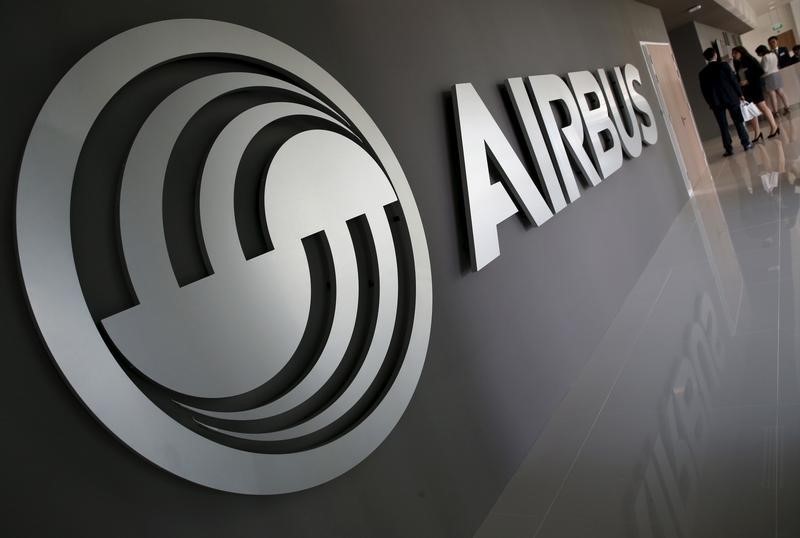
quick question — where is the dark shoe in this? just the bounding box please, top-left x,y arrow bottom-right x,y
784,107 -> 791,115
744,143 -> 754,151
768,127 -> 781,139
723,150 -> 734,157
754,133 -> 764,143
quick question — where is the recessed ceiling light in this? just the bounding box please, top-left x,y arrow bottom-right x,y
688,4 -> 702,13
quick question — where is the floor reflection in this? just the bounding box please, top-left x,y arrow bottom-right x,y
476,111 -> 800,537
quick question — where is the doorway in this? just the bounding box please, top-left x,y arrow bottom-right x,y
776,29 -> 797,50
640,41 -> 711,195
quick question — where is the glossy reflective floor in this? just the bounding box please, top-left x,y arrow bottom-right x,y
476,112 -> 800,537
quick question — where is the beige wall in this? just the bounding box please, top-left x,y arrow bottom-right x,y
695,21 -> 739,58
742,3 -> 797,53
774,61 -> 800,105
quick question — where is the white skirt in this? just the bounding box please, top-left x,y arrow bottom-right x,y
764,72 -> 784,92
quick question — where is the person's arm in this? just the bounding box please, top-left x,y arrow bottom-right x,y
722,62 -> 744,99
744,67 -> 754,86
699,71 -> 714,107
752,60 -> 765,80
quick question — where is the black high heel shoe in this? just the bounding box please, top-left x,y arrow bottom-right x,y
768,127 -> 781,139
754,133 -> 764,143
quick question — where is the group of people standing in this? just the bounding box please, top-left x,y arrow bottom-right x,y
700,36 -> 795,157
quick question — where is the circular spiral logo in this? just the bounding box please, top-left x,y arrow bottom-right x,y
16,19 -> 432,494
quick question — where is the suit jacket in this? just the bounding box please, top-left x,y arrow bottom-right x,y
774,46 -> 791,68
699,60 -> 742,109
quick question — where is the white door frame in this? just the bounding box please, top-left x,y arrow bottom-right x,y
640,40 -> 708,197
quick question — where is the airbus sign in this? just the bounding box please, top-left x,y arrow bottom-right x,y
16,19 -> 432,495
16,18 -> 661,494
453,65 -> 658,270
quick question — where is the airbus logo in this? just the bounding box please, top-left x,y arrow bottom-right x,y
453,65 -> 658,270
17,17 -> 662,495
16,19 -> 432,494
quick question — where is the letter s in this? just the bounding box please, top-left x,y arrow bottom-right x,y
624,64 -> 658,146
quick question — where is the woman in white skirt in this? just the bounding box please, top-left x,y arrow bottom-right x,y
757,44 -> 790,116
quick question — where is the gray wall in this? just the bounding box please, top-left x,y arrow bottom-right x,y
627,0 -> 671,43
0,1 -> 687,536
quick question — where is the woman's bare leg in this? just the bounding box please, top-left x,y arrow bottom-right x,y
776,87 -> 790,112
750,116 -> 762,139
758,101 -> 779,132
767,90 -> 778,115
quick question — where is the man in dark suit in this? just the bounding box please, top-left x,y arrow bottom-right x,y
699,48 -> 752,156
791,45 -> 800,65
769,36 -> 791,68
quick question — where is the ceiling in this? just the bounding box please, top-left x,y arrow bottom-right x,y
639,0 -> 754,32
748,0 -> 791,16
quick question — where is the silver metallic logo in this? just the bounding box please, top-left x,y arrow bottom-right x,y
16,19 -> 432,494
453,66 -> 658,271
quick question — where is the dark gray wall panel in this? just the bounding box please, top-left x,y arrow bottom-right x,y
0,1 -> 686,536
669,22 -> 721,141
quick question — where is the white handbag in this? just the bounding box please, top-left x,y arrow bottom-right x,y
741,100 -> 762,122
